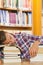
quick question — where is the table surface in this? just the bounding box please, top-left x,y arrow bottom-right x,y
0,60 -> 43,65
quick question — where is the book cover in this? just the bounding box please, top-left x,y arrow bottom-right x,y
0,0 -> 3,7
9,12 -> 17,26
12,0 -> 16,8
17,11 -> 23,26
4,0 -> 7,7
0,10 -> 1,24
22,13 -> 27,26
28,12 -> 32,26
18,0 -> 23,9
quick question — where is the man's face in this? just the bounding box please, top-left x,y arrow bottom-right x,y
3,32 -> 16,46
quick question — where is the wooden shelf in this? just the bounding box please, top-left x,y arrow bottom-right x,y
0,25 -> 32,30
0,7 -> 18,11
0,7 -> 32,12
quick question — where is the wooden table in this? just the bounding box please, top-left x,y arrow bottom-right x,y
0,60 -> 43,65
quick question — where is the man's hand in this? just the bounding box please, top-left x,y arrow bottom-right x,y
29,41 -> 40,57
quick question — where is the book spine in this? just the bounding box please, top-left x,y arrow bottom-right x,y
0,0 -> 3,7
28,12 -> 32,26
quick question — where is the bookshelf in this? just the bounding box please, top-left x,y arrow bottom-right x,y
0,0 -> 41,35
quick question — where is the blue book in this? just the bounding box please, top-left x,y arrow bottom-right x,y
2,10 -> 6,25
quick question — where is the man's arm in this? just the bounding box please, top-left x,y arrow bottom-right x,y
29,41 -> 40,57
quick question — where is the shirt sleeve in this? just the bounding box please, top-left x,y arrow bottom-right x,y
39,36 -> 43,45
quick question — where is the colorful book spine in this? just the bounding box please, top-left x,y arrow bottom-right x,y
2,10 -> 7,25
16,0 -> 18,8
0,0 -> 4,7
9,12 -> 17,26
17,11 -> 23,26
4,0 -> 7,7
22,13 -> 27,26
28,0 -> 32,10
11,0 -> 16,8
1,10 -> 4,25
18,0 -> 23,9
5,11 -> 9,26
0,10 -> 1,24
28,12 -> 32,26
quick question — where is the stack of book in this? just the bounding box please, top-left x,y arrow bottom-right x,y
3,46 -> 21,63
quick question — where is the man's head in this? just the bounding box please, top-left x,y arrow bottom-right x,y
0,31 -> 15,46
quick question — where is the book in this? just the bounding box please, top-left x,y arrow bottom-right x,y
0,0 -> 3,7
18,0 -> 23,9
22,12 -> 27,26
4,0 -> 7,7
4,46 -> 21,57
9,12 -> 17,26
11,0 -> 17,8
4,58 -> 21,63
28,12 -> 32,27
4,46 -> 21,63
5,11 -> 9,26
28,0 -> 32,10
0,10 -> 1,24
0,10 -> 4,25
4,0 -> 11,8
17,11 -> 23,26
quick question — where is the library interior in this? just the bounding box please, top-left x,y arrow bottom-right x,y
0,0 -> 43,65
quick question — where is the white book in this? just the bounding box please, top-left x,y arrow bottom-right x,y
4,46 -> 20,51
22,13 -> 27,26
18,11 -> 23,26
4,50 -> 20,53
4,56 -> 20,59
8,0 -> 12,8
16,13 -> 18,26
11,0 -> 16,8
18,0 -> 23,9
4,54 -> 20,56
6,0 -> 12,8
4,58 -> 21,63
4,52 -> 20,55
5,11 -> 9,26
28,12 -> 32,27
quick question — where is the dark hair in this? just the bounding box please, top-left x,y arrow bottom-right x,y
0,31 -> 6,45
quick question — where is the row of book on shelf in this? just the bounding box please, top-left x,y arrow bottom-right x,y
0,10 -> 32,27
0,0 -> 32,10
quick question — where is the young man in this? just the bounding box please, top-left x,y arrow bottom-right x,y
0,31 -> 42,60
